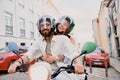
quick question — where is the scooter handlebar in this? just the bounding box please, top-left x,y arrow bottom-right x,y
51,65 -> 74,79
16,64 -> 29,72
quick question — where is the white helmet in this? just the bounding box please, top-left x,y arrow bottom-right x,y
36,15 -> 55,37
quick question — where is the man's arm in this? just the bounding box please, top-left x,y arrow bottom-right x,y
63,35 -> 84,74
73,58 -> 84,74
8,55 -> 29,73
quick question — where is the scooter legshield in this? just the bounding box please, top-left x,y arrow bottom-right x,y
28,62 -> 51,80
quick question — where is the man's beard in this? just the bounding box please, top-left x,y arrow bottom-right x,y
39,29 -> 53,37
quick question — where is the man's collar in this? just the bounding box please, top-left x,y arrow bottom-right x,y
41,36 -> 56,42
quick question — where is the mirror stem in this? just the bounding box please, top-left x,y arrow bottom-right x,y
71,51 -> 87,66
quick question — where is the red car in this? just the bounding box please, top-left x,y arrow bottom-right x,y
84,53 -> 110,67
0,48 -> 36,71
0,48 -> 22,71
19,46 -> 28,53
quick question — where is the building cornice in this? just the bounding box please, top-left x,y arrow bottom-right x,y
47,0 -> 60,13
106,0 -> 112,7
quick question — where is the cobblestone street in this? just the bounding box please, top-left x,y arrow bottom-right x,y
0,72 -> 29,80
86,66 -> 120,80
0,66 -> 120,80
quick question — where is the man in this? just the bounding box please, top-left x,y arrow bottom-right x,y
8,15 -> 84,80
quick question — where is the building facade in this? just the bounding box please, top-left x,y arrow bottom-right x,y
0,0 -> 59,48
106,0 -> 120,58
92,1 -> 110,54
92,0 -> 120,72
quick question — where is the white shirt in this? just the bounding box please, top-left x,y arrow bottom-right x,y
25,35 -> 85,80
25,35 -> 79,67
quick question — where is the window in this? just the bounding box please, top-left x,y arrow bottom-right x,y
30,32 -> 34,38
19,0 -> 24,5
29,9 -> 33,15
19,18 -> 25,37
29,9 -> 34,19
20,43 -> 25,46
19,4 -> 24,9
5,12 -> 13,35
29,0 -> 33,10
19,0 -> 24,11
30,22 -> 34,38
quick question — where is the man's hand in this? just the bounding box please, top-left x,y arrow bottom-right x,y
42,54 -> 65,64
42,54 -> 56,64
8,61 -> 21,73
73,58 -> 84,74
56,55 -> 65,62
74,64 -> 84,74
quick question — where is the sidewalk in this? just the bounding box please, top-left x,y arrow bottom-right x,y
110,57 -> 120,73
86,66 -> 120,80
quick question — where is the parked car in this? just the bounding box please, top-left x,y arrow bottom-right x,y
19,46 -> 28,53
84,53 -> 110,67
0,42 -> 34,71
0,48 -> 21,71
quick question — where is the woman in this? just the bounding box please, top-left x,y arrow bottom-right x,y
55,16 -> 76,44
55,16 -> 85,80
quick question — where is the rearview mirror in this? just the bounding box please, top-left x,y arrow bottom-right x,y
7,42 -> 19,54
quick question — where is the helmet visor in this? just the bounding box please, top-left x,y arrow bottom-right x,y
39,19 -> 51,30
57,16 -> 72,27
37,15 -> 55,30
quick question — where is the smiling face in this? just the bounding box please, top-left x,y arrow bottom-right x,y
56,16 -> 74,35
57,19 -> 70,34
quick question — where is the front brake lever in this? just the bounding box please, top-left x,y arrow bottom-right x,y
66,65 -> 75,73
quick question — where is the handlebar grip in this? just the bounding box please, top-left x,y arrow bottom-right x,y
51,65 -> 75,79
66,65 -> 75,73
16,66 -> 22,72
51,72 -> 58,79
16,64 -> 29,72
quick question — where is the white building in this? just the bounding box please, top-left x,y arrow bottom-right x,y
0,0 -> 59,48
